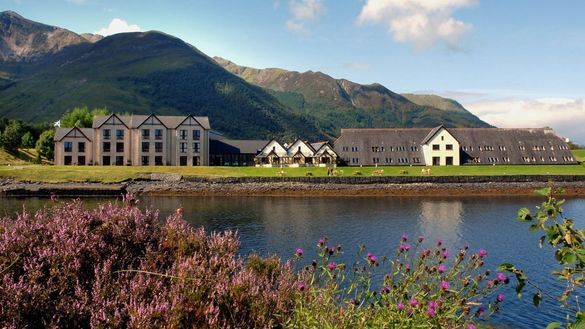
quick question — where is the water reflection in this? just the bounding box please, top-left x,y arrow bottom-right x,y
417,200 -> 464,250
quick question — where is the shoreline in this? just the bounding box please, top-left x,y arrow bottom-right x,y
2,176 -> 585,197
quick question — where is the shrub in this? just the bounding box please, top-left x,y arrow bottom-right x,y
289,236 -> 507,328
500,187 -> 585,328
36,129 -> 55,161
0,196 -> 296,328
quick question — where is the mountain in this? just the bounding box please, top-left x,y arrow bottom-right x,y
0,11 -> 90,61
214,57 -> 491,136
0,11 -> 324,140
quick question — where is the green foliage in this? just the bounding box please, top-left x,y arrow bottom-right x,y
289,236 -> 507,328
35,129 -> 55,161
60,106 -> 108,128
500,187 -> 585,328
20,132 -> 35,149
2,120 -> 23,153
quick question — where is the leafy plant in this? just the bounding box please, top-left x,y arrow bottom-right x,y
290,236 -> 507,328
499,187 -> 585,328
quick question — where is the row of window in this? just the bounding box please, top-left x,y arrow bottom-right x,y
102,129 -> 201,141
102,129 -> 125,140
342,146 -> 418,152
178,129 -> 201,141
178,142 -> 201,153
64,142 -> 84,153
141,129 -> 164,140
432,144 -> 454,151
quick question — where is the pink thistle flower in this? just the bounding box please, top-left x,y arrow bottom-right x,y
404,243 -> 411,251
401,233 -> 408,242
496,272 -> 507,283
381,286 -> 391,294
497,293 -> 504,303
467,325 -> 477,329
409,297 -> 418,307
318,238 -> 325,246
418,235 -> 424,243
295,248 -> 303,257
295,281 -> 306,291
437,264 -> 446,273
427,307 -> 436,317
327,261 -> 336,271
443,250 -> 449,258
441,280 -> 450,290
366,252 -> 378,265
478,249 -> 487,258
397,302 -> 405,311
437,239 -> 443,246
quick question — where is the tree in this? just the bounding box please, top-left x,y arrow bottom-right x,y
2,121 -> 24,153
61,106 -> 109,128
21,132 -> 35,149
36,129 -> 55,161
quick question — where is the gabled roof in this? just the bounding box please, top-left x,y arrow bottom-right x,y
54,127 -> 94,142
92,114 -> 210,130
258,139 -> 288,157
287,139 -> 316,156
92,113 -> 130,129
420,125 -> 458,144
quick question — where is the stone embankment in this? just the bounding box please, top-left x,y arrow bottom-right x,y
2,175 -> 585,197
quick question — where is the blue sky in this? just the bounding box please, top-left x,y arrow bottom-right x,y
4,0 -> 585,142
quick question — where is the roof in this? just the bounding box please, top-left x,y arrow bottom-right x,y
421,125 -> 448,144
93,114 -> 211,130
54,127 -> 94,142
210,139 -> 268,155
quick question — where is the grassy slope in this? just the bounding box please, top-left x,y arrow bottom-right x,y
572,149 -> 585,162
0,164 -> 584,183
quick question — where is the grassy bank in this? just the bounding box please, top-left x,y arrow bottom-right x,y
1,164 -> 585,183
573,149 -> 585,162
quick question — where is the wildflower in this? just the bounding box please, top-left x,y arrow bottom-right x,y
441,280 -> 450,290
437,239 -> 443,246
318,238 -> 325,246
367,252 -> 378,265
295,281 -> 306,291
476,307 -> 485,316
496,293 -> 504,303
409,297 -> 418,307
437,264 -> 446,273
478,249 -> 487,258
295,248 -> 303,257
487,280 -> 495,288
381,286 -> 391,294
328,261 -> 336,271
401,233 -> 408,242
404,243 -> 411,251
428,300 -> 438,310
418,235 -> 424,243
496,272 -> 507,283
427,307 -> 436,317
397,302 -> 405,311
467,325 -> 477,329
443,250 -> 449,259
176,207 -> 183,216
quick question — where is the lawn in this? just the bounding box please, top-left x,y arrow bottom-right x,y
1,164 -> 584,183
572,149 -> 585,162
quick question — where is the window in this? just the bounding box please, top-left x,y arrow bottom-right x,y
155,129 -> 163,140
193,142 -> 200,153
372,146 -> 380,152
193,130 -> 200,140
180,156 -> 188,166
432,157 -> 440,166
519,145 -> 526,151
180,142 -> 187,153
103,129 -> 111,140
385,158 -> 392,164
192,156 -> 200,166
78,142 -> 85,153
142,142 -> 150,153
115,156 -> 124,166
432,144 -> 440,151
116,142 -> 124,153
351,146 -> 359,152
413,157 -> 420,163
441,136 -> 445,141
411,146 -> 418,151
446,144 -> 453,151
78,156 -> 86,165
155,142 -> 163,153
64,156 -> 72,165
102,156 -> 110,166
499,146 -> 506,151
116,129 -> 124,140
64,142 -> 73,152
142,129 -> 150,140
342,146 -> 349,152
388,146 -> 394,152
142,156 -> 149,166
446,157 -> 453,166
155,156 -> 163,166
103,142 -> 111,153
373,157 -> 380,163
179,130 -> 188,140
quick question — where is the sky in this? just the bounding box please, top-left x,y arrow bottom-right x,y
3,0 -> 585,143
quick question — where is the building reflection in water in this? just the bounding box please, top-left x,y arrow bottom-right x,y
417,199 -> 464,251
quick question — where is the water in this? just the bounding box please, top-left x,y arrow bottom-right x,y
2,195 -> 584,328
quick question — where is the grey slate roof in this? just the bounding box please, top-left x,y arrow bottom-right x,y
335,127 -> 576,166
210,139 -> 268,155
92,114 -> 211,129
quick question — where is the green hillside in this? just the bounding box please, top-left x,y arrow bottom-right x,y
214,57 -> 491,137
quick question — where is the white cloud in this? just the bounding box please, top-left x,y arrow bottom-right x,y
286,0 -> 325,33
465,97 -> 585,144
357,0 -> 476,50
95,18 -> 141,37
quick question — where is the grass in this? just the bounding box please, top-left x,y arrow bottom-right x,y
0,164 -> 584,183
572,149 -> 585,162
